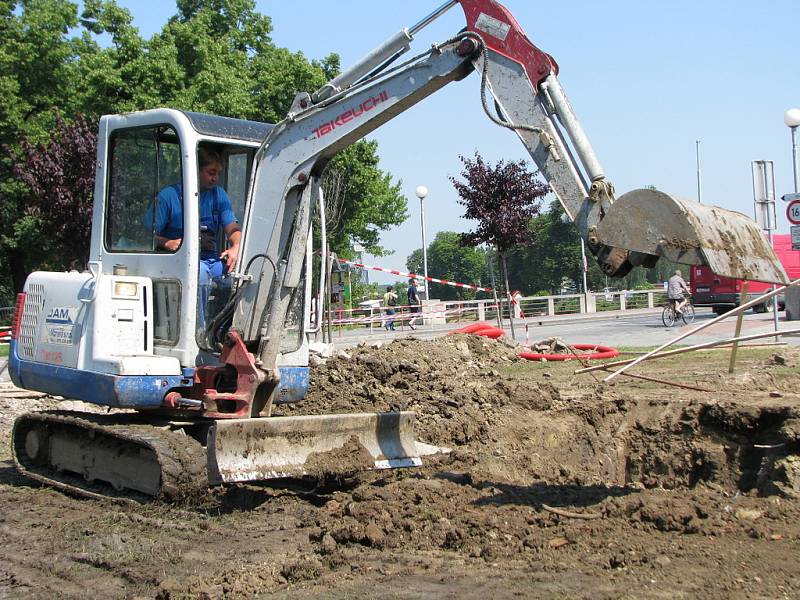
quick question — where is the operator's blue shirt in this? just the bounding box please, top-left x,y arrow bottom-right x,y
150,183 -> 238,260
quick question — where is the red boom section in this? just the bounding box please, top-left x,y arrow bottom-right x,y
458,0 -> 558,85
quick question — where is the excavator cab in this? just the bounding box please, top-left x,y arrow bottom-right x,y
9,109 -> 317,403
102,113 -> 266,355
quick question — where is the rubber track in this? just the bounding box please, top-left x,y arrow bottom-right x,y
12,411 -> 208,503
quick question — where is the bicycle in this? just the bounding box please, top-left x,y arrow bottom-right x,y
662,297 -> 695,327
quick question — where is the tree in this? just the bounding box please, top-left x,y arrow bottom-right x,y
7,113 -> 97,270
0,0 -> 407,303
508,200 -> 604,294
450,152 -> 548,328
0,1 -> 92,299
405,232 -> 488,300
320,140 -> 408,257
76,0 -> 339,121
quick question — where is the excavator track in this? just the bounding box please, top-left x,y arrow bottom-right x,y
12,411 -> 209,503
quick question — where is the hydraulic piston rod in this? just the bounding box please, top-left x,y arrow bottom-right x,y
312,0 -> 460,102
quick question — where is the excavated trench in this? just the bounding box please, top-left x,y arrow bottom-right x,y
273,336 -> 800,499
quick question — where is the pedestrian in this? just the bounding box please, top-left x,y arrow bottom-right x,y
383,286 -> 398,331
407,277 -> 421,330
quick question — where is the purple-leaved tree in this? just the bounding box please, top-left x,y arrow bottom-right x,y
8,113 -> 97,271
450,152 -> 549,336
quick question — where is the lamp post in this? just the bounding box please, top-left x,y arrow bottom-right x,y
415,185 -> 430,300
695,140 -> 703,203
785,108 -> 800,194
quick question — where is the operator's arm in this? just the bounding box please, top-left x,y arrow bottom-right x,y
216,188 -> 242,271
221,224 -> 242,271
156,235 -> 182,252
150,185 -> 182,251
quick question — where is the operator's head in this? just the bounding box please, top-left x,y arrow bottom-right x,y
409,277 -> 416,284
198,147 -> 222,191
674,269 -> 682,277
387,285 -> 393,292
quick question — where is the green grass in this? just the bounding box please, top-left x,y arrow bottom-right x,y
0,344 -> 8,358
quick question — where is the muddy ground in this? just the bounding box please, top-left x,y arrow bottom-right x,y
0,335 -> 799,599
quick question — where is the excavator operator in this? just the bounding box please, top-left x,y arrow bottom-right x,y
146,146 -> 242,330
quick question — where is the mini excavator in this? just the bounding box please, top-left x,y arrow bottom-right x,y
8,0 -> 786,500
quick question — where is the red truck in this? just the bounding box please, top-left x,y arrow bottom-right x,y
691,234 -> 800,315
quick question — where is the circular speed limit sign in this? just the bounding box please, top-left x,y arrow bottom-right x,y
787,199 -> 800,225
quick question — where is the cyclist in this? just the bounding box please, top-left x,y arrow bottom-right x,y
668,269 -> 690,315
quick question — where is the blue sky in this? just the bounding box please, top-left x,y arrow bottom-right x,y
110,0 -> 799,283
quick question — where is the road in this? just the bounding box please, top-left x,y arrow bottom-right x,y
324,306 -> 800,350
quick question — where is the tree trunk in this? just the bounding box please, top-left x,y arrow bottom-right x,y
9,249 -> 28,296
500,251 -> 516,340
487,248 -> 502,327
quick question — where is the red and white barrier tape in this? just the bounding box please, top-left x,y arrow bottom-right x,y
331,255 -> 529,337
326,303 -> 496,326
334,257 -> 494,293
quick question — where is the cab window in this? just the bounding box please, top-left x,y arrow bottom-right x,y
105,126 -> 182,253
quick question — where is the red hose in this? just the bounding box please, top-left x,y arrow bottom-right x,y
519,343 -> 619,361
474,326 -> 505,339
448,321 -> 495,335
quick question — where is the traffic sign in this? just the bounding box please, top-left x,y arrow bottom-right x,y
792,225 -> 800,250
782,192 -> 800,203
787,199 -> 800,225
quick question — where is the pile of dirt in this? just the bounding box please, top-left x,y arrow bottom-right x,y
277,337 -> 800,496
276,335 -> 559,471
303,435 -> 376,487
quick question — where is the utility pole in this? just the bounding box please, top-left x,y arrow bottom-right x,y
695,140 -> 702,203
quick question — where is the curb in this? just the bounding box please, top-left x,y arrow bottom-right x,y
521,307 -> 665,328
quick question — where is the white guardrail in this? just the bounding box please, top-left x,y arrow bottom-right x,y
324,289 -> 669,329
0,290 -> 669,341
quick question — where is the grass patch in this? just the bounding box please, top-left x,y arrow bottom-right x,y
497,346 -> 782,382
0,344 -> 7,358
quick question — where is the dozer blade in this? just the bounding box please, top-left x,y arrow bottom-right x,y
594,188 -> 788,284
207,411 -> 438,484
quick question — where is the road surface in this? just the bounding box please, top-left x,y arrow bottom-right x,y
322,306 -> 800,350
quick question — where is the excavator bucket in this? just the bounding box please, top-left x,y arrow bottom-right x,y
594,188 -> 789,284
207,411 -> 441,484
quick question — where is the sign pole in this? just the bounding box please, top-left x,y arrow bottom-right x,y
751,160 -> 780,341
787,199 -> 800,250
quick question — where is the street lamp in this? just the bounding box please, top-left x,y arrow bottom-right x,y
785,108 -> 800,193
415,185 -> 430,300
